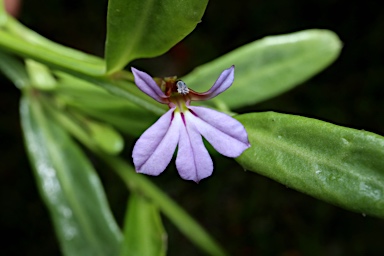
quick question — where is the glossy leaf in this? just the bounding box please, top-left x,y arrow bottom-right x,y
183,29 -> 342,109
121,193 -> 167,256
0,50 -> 29,89
20,95 -> 122,255
236,112 -> 384,218
105,0 -> 208,73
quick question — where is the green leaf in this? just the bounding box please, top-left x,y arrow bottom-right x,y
102,157 -> 228,256
0,17 -> 105,76
183,29 -> 342,109
121,193 -> 167,256
0,50 -> 29,89
0,0 -> 6,26
86,119 -> 124,155
25,59 -> 57,90
65,71 -> 167,116
20,95 -> 122,255
105,0 -> 208,73
236,112 -> 384,218
55,72 -> 159,136
69,105 -> 157,137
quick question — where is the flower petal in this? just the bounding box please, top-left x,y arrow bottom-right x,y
192,65 -> 235,101
132,108 -> 180,175
131,67 -> 168,104
187,106 -> 250,157
176,112 -> 213,182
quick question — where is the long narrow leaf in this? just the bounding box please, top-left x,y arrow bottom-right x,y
0,50 -> 28,88
20,95 -> 122,256
121,193 -> 167,256
103,157 -> 228,256
67,71 -> 167,116
55,72 -> 159,136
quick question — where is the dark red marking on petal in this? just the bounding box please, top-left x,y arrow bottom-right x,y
188,108 -> 199,117
181,112 -> 186,125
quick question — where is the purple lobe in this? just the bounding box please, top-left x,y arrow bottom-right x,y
176,112 -> 213,182
193,65 -> 235,101
132,108 -> 179,175
187,106 -> 250,157
131,67 -> 168,104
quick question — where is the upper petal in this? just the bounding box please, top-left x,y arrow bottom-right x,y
187,106 -> 250,157
132,108 -> 180,175
131,67 -> 168,104
176,112 -> 213,183
191,65 -> 235,101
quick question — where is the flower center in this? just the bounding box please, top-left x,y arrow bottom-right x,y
155,76 -> 192,111
176,81 -> 189,95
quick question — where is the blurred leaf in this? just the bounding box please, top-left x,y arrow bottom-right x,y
102,157 -> 228,256
0,50 -> 28,88
121,193 -> 167,256
71,106 -> 157,137
56,72 -> 159,136
0,0 -> 6,26
236,112 -> 384,218
86,119 -> 124,155
105,0 -> 208,73
25,59 -> 57,90
0,17 -> 105,75
56,71 -> 130,108
20,95 -> 122,256
183,29 -> 342,109
67,71 -> 167,116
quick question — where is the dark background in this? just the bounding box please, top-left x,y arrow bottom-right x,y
1,0 -> 384,255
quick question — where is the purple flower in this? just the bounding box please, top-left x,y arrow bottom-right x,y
131,66 -> 250,182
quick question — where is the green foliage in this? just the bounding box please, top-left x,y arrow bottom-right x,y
100,157 -> 228,256
26,59 -> 57,90
121,193 -> 167,256
0,50 -> 28,88
0,16 -> 105,75
68,72 -> 167,116
0,0 -> 6,26
84,119 -> 124,155
105,0 -> 208,73
183,29 -> 341,108
20,95 -> 122,256
237,112 -> 384,218
0,0 -> 383,255
55,72 -> 160,136
46,92 -> 227,256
